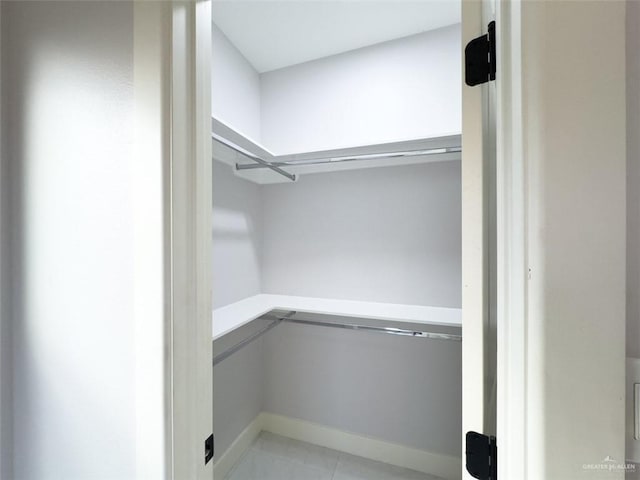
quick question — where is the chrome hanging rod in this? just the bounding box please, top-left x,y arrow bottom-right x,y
212,133 -> 296,182
213,311 -> 297,366
213,310 -> 461,366
283,317 -> 462,342
235,145 -> 462,171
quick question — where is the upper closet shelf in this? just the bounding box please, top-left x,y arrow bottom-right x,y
212,117 -> 461,185
212,294 -> 462,341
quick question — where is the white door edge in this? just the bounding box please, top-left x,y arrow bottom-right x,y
495,2 -> 527,479
461,0 -> 492,477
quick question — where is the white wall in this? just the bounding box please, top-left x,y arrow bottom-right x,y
212,161 -> 263,309
263,321 -> 462,458
211,23 -> 262,142
258,161 -> 462,459
522,2 -> 626,477
210,21 -> 461,155
261,161 -> 462,308
211,162 -> 264,456
1,2 -> 135,479
213,323 -> 264,462
260,24 -> 461,154
211,158 -> 462,461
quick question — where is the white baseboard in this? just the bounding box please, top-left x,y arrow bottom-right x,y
213,415 -> 263,479
260,412 -> 462,480
213,412 -> 461,480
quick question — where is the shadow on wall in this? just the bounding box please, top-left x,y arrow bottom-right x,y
1,2 -> 136,479
212,161 -> 263,308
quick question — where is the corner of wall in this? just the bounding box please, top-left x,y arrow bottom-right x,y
211,21 -> 262,143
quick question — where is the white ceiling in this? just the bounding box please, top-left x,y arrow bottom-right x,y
212,1 -> 461,73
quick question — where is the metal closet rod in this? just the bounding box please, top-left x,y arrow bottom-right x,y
212,133 -> 297,182
213,311 -> 296,366
213,311 -> 461,366
235,145 -> 462,171
285,317 -> 462,342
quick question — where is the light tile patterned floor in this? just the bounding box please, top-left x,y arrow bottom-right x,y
224,432 -> 444,480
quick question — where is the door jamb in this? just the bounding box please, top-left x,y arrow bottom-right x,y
133,2 -> 213,479
461,1 -> 491,476
495,2 -> 527,479
462,2 -> 527,478
169,2 -> 213,479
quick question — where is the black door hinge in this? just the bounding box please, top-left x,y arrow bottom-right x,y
465,21 -> 496,86
466,431 -> 497,480
205,434 -> 214,465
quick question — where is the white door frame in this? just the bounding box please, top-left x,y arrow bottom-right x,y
146,1 -> 526,479
486,2 -> 627,479
141,1 -> 529,478
133,2 -> 213,479
143,2 -> 626,479
494,2 -> 527,479
461,1 -> 493,477
463,1 -> 527,478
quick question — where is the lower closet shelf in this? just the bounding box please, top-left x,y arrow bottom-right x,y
212,294 -> 461,341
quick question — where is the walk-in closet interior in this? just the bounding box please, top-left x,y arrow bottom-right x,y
211,3 -> 462,479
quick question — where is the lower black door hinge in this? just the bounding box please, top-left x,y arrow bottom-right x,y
465,21 -> 496,86
466,431 -> 497,480
205,434 -> 214,465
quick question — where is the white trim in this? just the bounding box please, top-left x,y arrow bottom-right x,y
626,358 -> 640,463
461,1 -> 490,477
170,2 -> 213,479
213,416 -> 263,479
213,413 -> 462,480
194,2 -> 214,477
133,2 -> 213,479
261,413 -> 462,480
495,2 -> 527,479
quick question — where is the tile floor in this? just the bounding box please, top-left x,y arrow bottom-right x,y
224,432 -> 444,480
